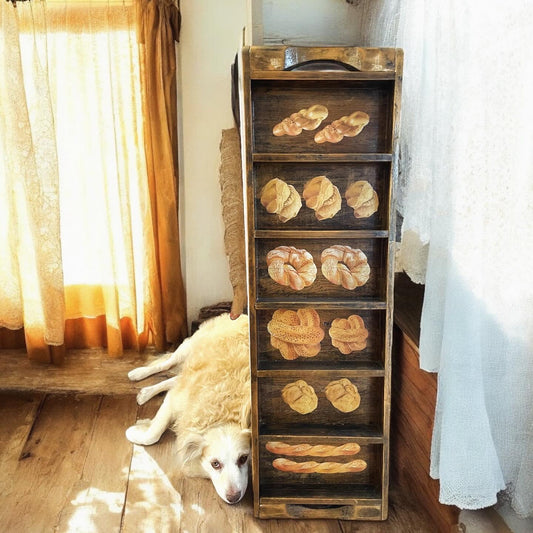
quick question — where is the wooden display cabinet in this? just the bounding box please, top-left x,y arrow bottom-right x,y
239,46 -> 403,520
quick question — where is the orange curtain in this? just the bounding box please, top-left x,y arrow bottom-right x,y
0,0 -> 187,363
137,0 -> 188,349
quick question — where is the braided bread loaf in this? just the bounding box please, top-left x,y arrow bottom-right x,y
273,458 -> 367,474
345,180 -> 379,218
267,308 -> 324,360
314,111 -> 370,144
302,176 -> 342,221
266,441 -> 361,457
267,246 -> 317,290
325,378 -> 361,413
281,380 -> 318,414
273,104 -> 329,136
260,178 -> 302,223
321,245 -> 370,290
329,315 -> 369,354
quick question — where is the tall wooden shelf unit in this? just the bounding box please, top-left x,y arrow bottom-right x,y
240,46 -> 403,520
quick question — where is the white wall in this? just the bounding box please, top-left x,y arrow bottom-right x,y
178,0 -> 361,325
178,0 -> 248,325
259,0 -> 362,46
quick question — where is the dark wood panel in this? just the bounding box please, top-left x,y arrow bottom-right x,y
258,375 -> 384,432
252,81 -> 394,155
256,237 -> 388,301
254,162 -> 391,231
255,307 -> 386,371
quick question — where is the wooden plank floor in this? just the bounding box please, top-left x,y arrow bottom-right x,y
0,391 -> 438,533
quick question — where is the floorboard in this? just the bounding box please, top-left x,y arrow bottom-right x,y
0,392 -> 438,533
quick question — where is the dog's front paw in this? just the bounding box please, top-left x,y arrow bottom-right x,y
128,367 -> 151,382
136,388 -> 153,406
126,421 -> 159,446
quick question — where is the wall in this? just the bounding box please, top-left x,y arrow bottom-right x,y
178,0 -> 249,325
178,0 -> 362,325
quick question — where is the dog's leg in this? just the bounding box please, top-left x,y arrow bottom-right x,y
128,337 -> 193,382
136,376 -> 178,406
125,393 -> 176,446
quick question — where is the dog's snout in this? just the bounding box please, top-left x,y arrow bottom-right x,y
225,490 -> 242,504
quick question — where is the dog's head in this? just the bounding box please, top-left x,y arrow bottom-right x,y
181,423 -> 251,504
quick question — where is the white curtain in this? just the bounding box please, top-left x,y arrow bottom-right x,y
358,0 -> 533,516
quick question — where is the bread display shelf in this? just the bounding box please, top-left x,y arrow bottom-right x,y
253,153 -> 393,162
242,45 -> 402,520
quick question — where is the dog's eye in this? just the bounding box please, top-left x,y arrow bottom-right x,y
237,455 -> 248,466
210,460 -> 222,470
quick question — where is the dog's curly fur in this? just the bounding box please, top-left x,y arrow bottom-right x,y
170,313 -> 250,437
126,313 -> 251,504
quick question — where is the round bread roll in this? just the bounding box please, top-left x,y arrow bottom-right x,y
267,308 -> 324,360
328,315 -> 369,354
314,111 -> 370,144
325,378 -> 361,413
302,176 -> 342,221
267,246 -> 317,290
281,380 -> 318,414
260,178 -> 302,223
320,245 -> 370,290
345,180 -> 379,218
273,104 -> 329,136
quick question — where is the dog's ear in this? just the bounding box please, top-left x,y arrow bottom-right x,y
178,433 -> 205,466
240,397 -> 251,430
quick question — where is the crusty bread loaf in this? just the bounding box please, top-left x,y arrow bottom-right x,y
273,457 -> 367,473
321,245 -> 370,290
267,246 -> 317,290
266,441 -> 361,457
328,314 -> 369,354
302,175 -> 342,221
267,308 -> 324,360
314,111 -> 369,144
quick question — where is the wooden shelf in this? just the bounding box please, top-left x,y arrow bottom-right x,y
242,45 -> 403,521
252,153 -> 393,163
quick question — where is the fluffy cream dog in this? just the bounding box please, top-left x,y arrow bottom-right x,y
126,313 -> 251,505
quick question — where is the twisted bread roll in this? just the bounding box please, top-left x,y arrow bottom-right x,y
325,378 -> 361,413
345,180 -> 379,218
260,178 -> 302,223
266,441 -> 361,457
302,176 -> 342,221
273,458 -> 367,474
281,380 -> 318,414
314,111 -> 370,144
273,104 -> 328,136
267,308 -> 324,360
329,315 -> 369,354
267,246 -> 317,290
321,245 -> 370,289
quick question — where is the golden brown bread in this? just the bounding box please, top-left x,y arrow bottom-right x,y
267,308 -> 324,360
320,245 -> 370,289
328,315 -> 369,354
272,457 -> 367,473
345,180 -> 379,218
265,441 -> 361,457
281,380 -> 318,414
302,176 -> 342,221
260,178 -> 302,222
273,104 -> 329,137
325,378 -> 361,413
314,111 -> 370,144
266,246 -> 317,290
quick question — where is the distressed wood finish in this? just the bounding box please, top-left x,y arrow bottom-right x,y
0,393 -> 439,532
392,274 -> 461,532
241,46 -> 403,520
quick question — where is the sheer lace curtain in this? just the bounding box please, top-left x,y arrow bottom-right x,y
0,0 -> 187,362
357,0 -> 533,516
